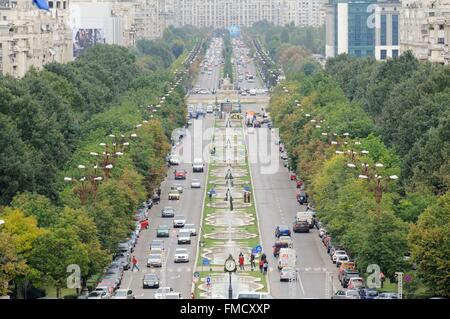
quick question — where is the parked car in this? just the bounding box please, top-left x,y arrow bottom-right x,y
293,221 -> 310,233
359,288 -> 379,299
161,206 -> 175,218
111,289 -> 135,299
319,228 -> 327,238
336,255 -> 350,268
332,250 -> 347,263
87,289 -> 110,299
156,225 -> 170,238
376,292 -> 399,299
341,271 -> 361,288
347,277 -> 365,290
143,274 -> 160,289
332,290 -> 361,299
275,225 -> 291,238
169,155 -> 180,165
174,248 -> 189,263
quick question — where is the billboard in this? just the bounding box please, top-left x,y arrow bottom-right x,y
73,28 -> 106,58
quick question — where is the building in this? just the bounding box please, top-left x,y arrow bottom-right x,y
375,1 -> 400,60
292,0 -> 325,27
0,0 -> 72,77
134,0 -> 166,40
400,0 -> 450,65
325,0 -> 400,60
171,0 -> 288,28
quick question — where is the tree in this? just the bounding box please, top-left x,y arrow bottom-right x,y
11,193 -> 60,228
0,208 -> 47,258
409,192 -> 450,297
29,228 -> 89,298
0,233 -> 28,296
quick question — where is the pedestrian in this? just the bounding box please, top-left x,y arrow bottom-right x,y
131,255 -> 140,271
261,253 -> 267,262
238,253 -> 245,270
208,190 -> 212,201
380,271 -> 385,288
157,188 -> 161,197
259,259 -> 264,273
250,253 -> 255,271
263,261 -> 268,274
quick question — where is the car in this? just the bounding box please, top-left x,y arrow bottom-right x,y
275,225 -> 291,238
113,253 -> 131,270
154,292 -> 182,299
293,221 -> 310,233
236,292 -> 273,299
280,153 -> 288,160
339,269 -> 360,287
111,289 -> 135,299
192,158 -> 204,172
297,192 -> 309,205
177,232 -> 191,244
142,274 -> 159,289
173,215 -> 186,228
174,248 -> 189,263
206,105 -> 213,113
272,241 -> 289,257
184,224 -> 197,236
156,287 -> 173,294
161,206 -> 175,218
187,120 -> 193,126
332,250 -> 347,263
347,277 -> 365,290
279,267 -> 297,282
359,288 -> 379,299
336,255 -> 350,268
332,290 -> 361,299
191,179 -> 201,188
156,225 -> 170,238
376,292 -> 399,299
102,273 -> 121,289
168,189 -> 180,200
87,290 -> 110,299
117,242 -> 131,255
278,236 -> 294,247
150,239 -> 164,251
174,169 -> 187,180
171,184 -> 183,193
169,155 -> 180,165
147,253 -> 163,267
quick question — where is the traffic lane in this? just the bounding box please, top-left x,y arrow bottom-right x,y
244,119 -> 340,298
121,116 -> 214,299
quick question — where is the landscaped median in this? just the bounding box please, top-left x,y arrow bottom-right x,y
193,114 -> 268,299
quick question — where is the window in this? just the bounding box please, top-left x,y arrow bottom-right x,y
438,38 -> 445,44
392,49 -> 399,58
381,15 -> 387,45
380,49 -> 387,60
48,1 -> 53,8
392,14 -> 399,46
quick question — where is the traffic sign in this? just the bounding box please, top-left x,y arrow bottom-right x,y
254,245 -> 262,253
202,258 -> 210,266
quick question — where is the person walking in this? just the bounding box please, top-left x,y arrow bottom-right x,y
131,255 -> 140,272
259,259 -> 264,273
238,253 -> 245,271
250,253 -> 256,271
263,260 -> 268,274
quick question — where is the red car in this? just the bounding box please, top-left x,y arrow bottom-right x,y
290,173 -> 297,181
296,180 -> 304,188
174,169 -> 187,180
140,220 -> 149,229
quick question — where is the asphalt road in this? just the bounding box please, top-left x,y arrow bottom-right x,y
118,40 -> 220,299
242,103 -> 341,299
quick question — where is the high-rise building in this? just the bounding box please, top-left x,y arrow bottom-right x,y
400,0 -> 450,65
291,0 -> 324,27
0,0 -> 72,77
325,0 -> 400,60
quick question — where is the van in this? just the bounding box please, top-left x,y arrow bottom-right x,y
192,158 -> 204,172
296,212 -> 314,228
277,248 -> 296,270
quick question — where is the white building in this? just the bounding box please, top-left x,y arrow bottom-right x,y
0,0 -> 72,77
400,0 -> 450,65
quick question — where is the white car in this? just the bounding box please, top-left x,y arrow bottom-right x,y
173,215 -> 186,228
177,233 -> 191,244
336,254 -> 350,267
191,179 -> 201,188
147,253 -> 163,267
332,250 -> 347,263
280,153 -> 288,160
169,155 -> 180,165
174,248 -> 189,263
171,184 -> 183,193
280,267 -> 297,281
183,224 -> 197,236
206,105 -> 213,113
319,228 -> 327,238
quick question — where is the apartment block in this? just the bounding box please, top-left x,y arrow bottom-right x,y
400,0 -> 450,65
0,0 -> 72,77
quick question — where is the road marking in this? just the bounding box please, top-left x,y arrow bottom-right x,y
297,271 -> 306,295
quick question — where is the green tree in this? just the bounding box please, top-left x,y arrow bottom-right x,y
409,192 -> 450,297
0,233 -> 28,296
11,193 -> 60,228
